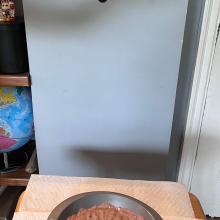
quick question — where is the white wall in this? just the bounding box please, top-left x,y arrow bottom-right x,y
191,34 -> 220,216
23,0 -> 188,180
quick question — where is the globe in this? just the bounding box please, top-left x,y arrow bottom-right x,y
0,87 -> 34,153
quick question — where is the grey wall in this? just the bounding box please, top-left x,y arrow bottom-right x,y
167,0 -> 205,181
23,0 -> 189,180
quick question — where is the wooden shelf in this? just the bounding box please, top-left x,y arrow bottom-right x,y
0,141 -> 37,186
0,167 -> 31,186
0,73 -> 31,87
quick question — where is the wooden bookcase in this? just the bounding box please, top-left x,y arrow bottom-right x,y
0,75 -> 36,186
0,141 -> 37,186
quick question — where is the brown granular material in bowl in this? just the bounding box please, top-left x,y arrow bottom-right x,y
67,203 -> 144,220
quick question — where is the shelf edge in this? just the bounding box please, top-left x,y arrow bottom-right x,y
0,73 -> 31,87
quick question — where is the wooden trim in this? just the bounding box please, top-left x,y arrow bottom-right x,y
178,0 -> 220,190
0,73 -> 31,87
0,166 -> 31,186
15,191 -> 25,212
189,193 -> 206,220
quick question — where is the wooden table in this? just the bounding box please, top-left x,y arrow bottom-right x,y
15,192 -> 206,219
189,193 -> 206,219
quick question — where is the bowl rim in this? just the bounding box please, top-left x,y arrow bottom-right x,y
48,191 -> 163,220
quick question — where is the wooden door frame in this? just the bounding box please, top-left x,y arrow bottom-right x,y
178,0 -> 220,190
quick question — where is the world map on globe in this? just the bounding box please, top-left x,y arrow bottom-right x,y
0,87 -> 34,153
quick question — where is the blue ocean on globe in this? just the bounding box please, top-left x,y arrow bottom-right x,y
0,87 -> 34,153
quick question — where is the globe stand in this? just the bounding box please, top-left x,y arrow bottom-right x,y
0,153 -> 19,174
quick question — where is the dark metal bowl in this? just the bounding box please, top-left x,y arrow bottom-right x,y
48,191 -> 163,220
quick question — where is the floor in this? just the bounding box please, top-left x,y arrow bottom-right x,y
207,217 -> 220,219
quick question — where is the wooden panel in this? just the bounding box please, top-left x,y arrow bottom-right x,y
189,193 -> 206,220
0,73 -> 31,87
0,167 -> 31,186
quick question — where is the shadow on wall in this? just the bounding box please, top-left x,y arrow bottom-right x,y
66,147 -> 168,180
